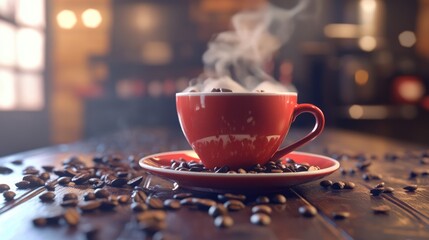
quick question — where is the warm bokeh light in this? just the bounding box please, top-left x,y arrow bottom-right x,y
0,69 -> 16,110
354,69 -> 369,86
16,28 -> 44,71
18,73 -> 44,110
398,80 -> 425,102
358,36 -> 377,51
349,105 -> 364,119
0,21 -> 15,66
324,24 -> 360,38
82,8 -> 102,28
398,31 -> 416,48
57,10 -> 77,29
148,81 -> 163,97
141,41 -> 172,65
360,0 -> 376,12
16,0 -> 45,28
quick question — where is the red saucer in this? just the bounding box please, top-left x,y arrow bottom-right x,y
140,150 -> 340,193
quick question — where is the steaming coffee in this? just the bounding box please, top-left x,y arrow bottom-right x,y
176,91 -> 324,169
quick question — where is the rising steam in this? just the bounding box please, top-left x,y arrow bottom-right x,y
194,1 -> 310,92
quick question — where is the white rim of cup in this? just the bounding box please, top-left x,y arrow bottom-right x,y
176,92 -> 298,97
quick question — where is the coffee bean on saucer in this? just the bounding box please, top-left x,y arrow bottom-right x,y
217,193 -> 246,202
250,213 -> 271,226
127,176 -> 144,187
271,194 -> 287,204
215,166 -> 230,173
344,182 -> 356,189
208,204 -> 228,218
0,184 -> 10,193
39,192 -> 56,202
214,215 -> 234,228
299,205 -> 317,217
332,211 -> 350,220
403,185 -> 418,192
224,200 -> 245,211
372,205 -> 391,214
252,205 -> 272,215
163,199 -> 181,210
320,180 -> 333,188
3,191 -> 16,201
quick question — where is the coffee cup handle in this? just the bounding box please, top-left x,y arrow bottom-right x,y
270,104 -> 325,161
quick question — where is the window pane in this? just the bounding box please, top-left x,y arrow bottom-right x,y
15,0 -> 45,28
0,20 -> 16,67
17,73 -> 44,110
16,28 -> 44,71
0,0 -> 15,19
0,68 -> 16,110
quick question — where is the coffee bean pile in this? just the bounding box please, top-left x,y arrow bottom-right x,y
319,180 -> 356,190
164,158 -> 320,173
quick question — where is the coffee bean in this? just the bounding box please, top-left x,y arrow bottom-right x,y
344,182 -> 356,189
22,167 -> 39,175
132,190 -> 147,203
99,199 -> 118,211
46,215 -> 62,225
71,173 -> 91,185
180,197 -> 197,206
237,168 -> 247,174
163,199 -> 181,210
409,171 -> 419,179
383,187 -> 395,193
195,198 -> 217,210
356,160 -> 372,170
208,204 -> 228,218
94,188 -> 110,199
255,196 -> 270,204
11,159 -> 23,165
299,205 -> 317,217
271,194 -> 287,204
23,175 -> 44,187
3,190 -> 16,201
92,179 -> 105,189
173,192 -> 192,199
135,210 -> 167,223
42,165 -> 54,172
217,193 -> 246,202
32,217 -> 47,227
375,182 -> 385,188
214,215 -> 234,228
372,205 -> 391,214
15,180 -> 31,189
331,181 -> 345,190
250,213 -> 271,226
224,200 -> 245,211
320,180 -> 333,188
61,199 -> 79,207
215,166 -> 230,173
44,181 -> 56,191
38,172 -> 50,181
79,201 -> 102,212
211,88 -> 232,93
117,195 -> 130,204
83,192 -> 96,201
0,183 -> 10,193
370,188 -> 384,196
131,202 -> 148,212
63,193 -> 78,201
127,176 -> 144,187
139,219 -> 166,234
58,176 -> 71,186
109,178 -> 128,187
146,196 -> 164,209
39,191 -> 56,202
332,211 -> 350,220
252,205 -> 272,215
63,208 -> 80,226
403,185 -> 418,192
340,168 -> 347,175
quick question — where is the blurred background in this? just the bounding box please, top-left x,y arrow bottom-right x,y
0,0 -> 429,156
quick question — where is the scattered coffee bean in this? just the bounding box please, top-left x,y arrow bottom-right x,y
383,187 -> 395,193
63,208 -> 80,226
94,188 -> 110,199
224,200 -> 245,211
180,197 -> 197,206
332,211 -> 350,220
331,181 -> 345,190
173,192 -> 192,200
83,192 -> 96,201
252,205 -> 272,215
375,182 -> 385,188
215,166 -> 230,173
39,172 -> 50,181
79,201 -> 102,212
32,217 -> 47,227
299,205 -> 317,217
372,205 -> 391,214
208,204 -> 228,218
61,199 -> 79,207
146,196 -> 164,209
99,199 -> 118,211
135,210 -> 166,223
340,168 -> 347,175
44,181 -> 56,191
127,176 -> 144,187
23,175 -> 45,187
344,182 -> 356,189
63,193 -> 78,201
110,178 -> 128,187
39,192 -> 56,202
356,160 -> 372,170
271,194 -> 287,204
250,213 -> 271,226
195,198 -> 217,210
217,193 -> 246,202
131,202 -> 148,212
132,190 -> 147,203
403,185 -> 418,192
15,180 -> 31,189
22,167 -> 39,175
46,215 -> 62,225
320,180 -> 333,188
370,188 -> 384,196
41,165 -> 54,172
3,190 -> 16,201
57,177 -> 71,186
255,196 -> 270,204
214,215 -> 234,228
11,159 -> 23,165
409,171 -> 419,179
71,173 -> 91,185
0,183 -> 10,193
117,195 -> 130,204
163,199 -> 181,210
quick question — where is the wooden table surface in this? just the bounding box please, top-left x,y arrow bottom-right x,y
0,128 -> 428,240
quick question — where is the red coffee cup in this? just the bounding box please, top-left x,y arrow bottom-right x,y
176,92 -> 325,169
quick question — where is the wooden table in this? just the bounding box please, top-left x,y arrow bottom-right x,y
0,128 -> 428,240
